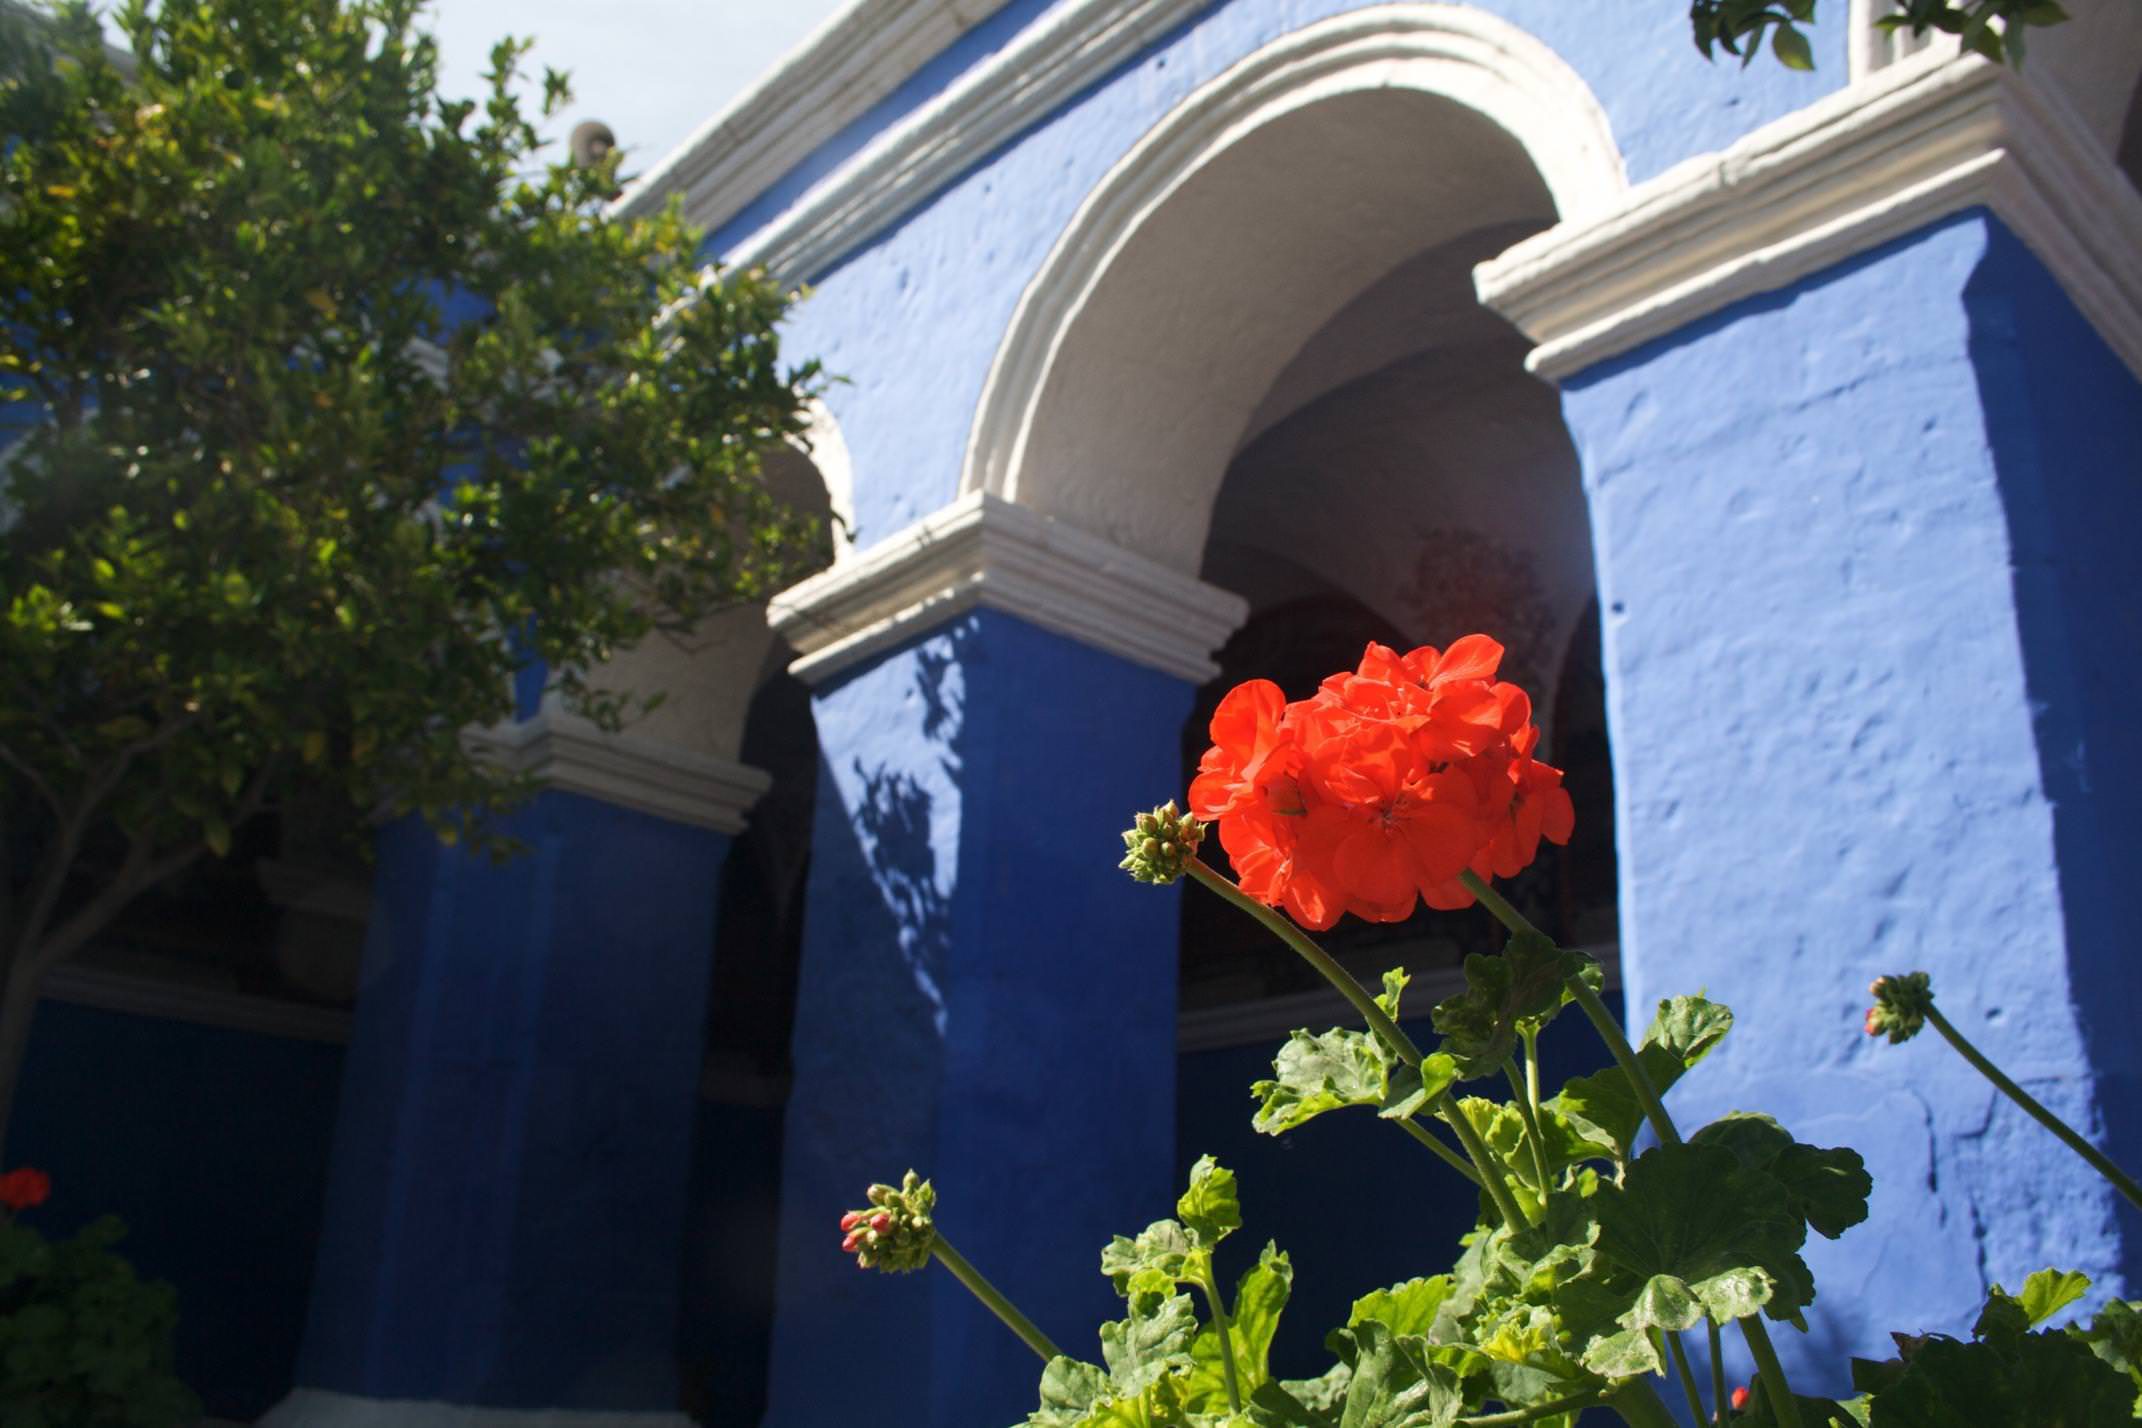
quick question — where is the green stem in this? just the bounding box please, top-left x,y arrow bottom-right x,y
1438,1090 -> 1532,1229
1457,869 -> 1804,1428
1708,1320 -> 1728,1426
1196,1264 -> 1245,1413
1522,1024 -> 1545,1131
931,1235 -> 1061,1362
1504,1059 -> 1554,1199
1459,1391 -> 1612,1426
1396,1111 -> 1485,1186
1605,1378 -> 1681,1428
1188,858 -> 1426,1068
1665,1329 -> 1708,1427
1925,1003 -> 2142,1213
1459,872 -> 1681,1148
1740,1315 -> 1805,1428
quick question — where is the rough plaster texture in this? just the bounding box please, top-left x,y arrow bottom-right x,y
1558,209 -> 2141,1393
289,798 -> 730,1413
762,611 -> 1193,1427
745,0 -> 1844,556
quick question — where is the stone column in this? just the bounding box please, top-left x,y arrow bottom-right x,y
1545,210 -> 2142,1385
266,716 -> 771,1426
757,493 -> 1246,1428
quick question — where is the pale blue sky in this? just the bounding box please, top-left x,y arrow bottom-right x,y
426,0 -> 852,176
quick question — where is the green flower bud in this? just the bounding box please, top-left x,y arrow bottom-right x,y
839,1170 -> 937,1273
1119,800 -> 1206,885
1865,971 -> 1933,1044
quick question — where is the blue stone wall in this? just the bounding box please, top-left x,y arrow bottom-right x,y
727,0 -> 1842,553
763,610 -> 1193,1427
9,1001 -> 343,1420
297,793 -> 729,1411
1558,209 -> 2141,1393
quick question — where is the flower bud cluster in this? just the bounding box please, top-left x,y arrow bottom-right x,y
1864,971 -> 1934,1044
838,1170 -> 937,1273
1118,801 -> 1206,886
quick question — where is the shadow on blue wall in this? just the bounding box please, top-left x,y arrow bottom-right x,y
1967,217 -> 2142,1286
10,1001 -> 343,1420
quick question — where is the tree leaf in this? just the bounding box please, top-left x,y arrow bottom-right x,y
1770,23 -> 1815,70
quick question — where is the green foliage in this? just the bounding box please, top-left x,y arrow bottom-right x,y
0,1216 -> 200,1427
0,0 -> 824,977
1252,972 -> 1457,1137
1689,0 -> 2075,69
1852,1294 -> 2132,1426
1547,996 -> 1732,1165
1429,934 -> 1595,1080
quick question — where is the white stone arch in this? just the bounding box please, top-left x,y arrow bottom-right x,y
959,2 -> 1626,568
577,400 -> 852,782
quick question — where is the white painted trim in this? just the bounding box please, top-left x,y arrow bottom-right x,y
261,1390 -> 693,1428
42,965 -> 352,1044
612,0 -> 1009,233
1475,50 -> 2142,382
961,3 -> 1628,505
474,714 -> 771,835
1178,944 -> 1620,1053
723,0 -> 1219,281
766,491 -> 1249,686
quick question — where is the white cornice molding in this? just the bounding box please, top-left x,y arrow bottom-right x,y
1476,50 -> 2142,382
42,965 -> 353,1044
713,0 -> 1211,281
475,714 -> 772,836
767,491 -> 1249,686
613,0 -> 1008,232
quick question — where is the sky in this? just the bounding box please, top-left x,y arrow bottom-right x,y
424,0 -> 853,177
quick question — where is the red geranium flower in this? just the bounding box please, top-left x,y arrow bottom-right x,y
0,1167 -> 51,1211
1188,636 -> 1575,929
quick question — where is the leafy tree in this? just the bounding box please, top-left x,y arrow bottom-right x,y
0,0 -> 825,1147
1690,0 -> 2079,70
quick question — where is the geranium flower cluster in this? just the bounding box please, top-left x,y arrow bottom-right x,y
1188,636 -> 1574,931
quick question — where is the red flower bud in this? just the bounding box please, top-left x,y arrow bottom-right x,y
840,1210 -> 864,1231
841,1231 -> 863,1252
1864,1007 -> 1881,1035
1730,1386 -> 1751,1413
870,1213 -> 891,1233
0,1168 -> 50,1212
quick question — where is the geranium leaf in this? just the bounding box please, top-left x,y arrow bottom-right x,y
2069,1296 -> 2142,1409
1178,1157 -> 1242,1250
1103,1221 -> 1199,1296
1028,1357 -> 1112,1427
1253,1029 -> 1391,1136
1249,1376 -> 1338,1427
1689,1113 -> 1872,1239
1585,1143 -> 1811,1341
1864,1329 -> 2132,1426
1377,1054 -> 1456,1122
1185,1243 -> 1293,1411
1347,1278 -> 1453,1343
1335,1320 -> 1466,1428
1548,997 -> 1732,1161
1430,934 -> 1590,1079
2016,1268 -> 2091,1327
1100,1291 -> 1199,1398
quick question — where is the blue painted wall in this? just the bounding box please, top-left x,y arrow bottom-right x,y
762,610 -> 1194,1428
1558,208 -> 2142,1395
295,794 -> 730,1412
720,0 -> 1840,555
10,1002 -> 342,1420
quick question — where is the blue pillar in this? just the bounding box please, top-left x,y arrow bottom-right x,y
271,783 -> 733,1423
761,610 -> 1196,1428
1558,209 -> 2142,1392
